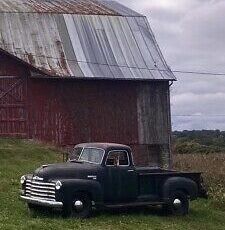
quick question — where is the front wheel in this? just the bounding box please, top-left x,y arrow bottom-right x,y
62,193 -> 92,218
163,191 -> 189,216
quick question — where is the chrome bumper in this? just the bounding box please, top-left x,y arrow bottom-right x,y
20,195 -> 63,208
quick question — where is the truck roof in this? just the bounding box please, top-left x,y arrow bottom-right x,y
75,143 -> 131,151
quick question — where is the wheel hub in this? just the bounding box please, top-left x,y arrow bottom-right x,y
74,200 -> 83,211
173,199 -> 182,208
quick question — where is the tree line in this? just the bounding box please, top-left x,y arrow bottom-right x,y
172,130 -> 225,154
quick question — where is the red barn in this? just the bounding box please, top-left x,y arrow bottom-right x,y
0,0 -> 176,167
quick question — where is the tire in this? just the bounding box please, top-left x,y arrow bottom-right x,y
163,191 -> 189,216
62,193 -> 92,219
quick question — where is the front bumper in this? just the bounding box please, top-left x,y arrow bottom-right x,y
20,195 -> 63,208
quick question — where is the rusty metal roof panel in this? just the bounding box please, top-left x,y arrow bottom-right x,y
0,2 -> 175,80
99,1 -> 143,17
0,0 -> 135,15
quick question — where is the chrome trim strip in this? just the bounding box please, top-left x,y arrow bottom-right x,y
25,191 -> 55,198
26,183 -> 55,190
33,176 -> 44,181
87,175 -> 97,180
26,195 -> 56,202
20,196 -> 63,208
26,187 -> 55,194
27,181 -> 55,186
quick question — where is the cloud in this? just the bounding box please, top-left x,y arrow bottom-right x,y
120,0 -> 225,130
121,0 -> 201,13
171,92 -> 225,115
172,116 -> 225,131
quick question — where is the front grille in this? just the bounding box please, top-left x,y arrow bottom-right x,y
25,177 -> 56,201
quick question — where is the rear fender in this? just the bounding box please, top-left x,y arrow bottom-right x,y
162,177 -> 198,200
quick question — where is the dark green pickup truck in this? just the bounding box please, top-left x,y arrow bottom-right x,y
20,143 -> 205,218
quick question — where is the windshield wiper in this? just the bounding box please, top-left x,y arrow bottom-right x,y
69,159 -> 84,164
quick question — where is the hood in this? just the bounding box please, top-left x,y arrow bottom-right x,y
34,162 -> 101,180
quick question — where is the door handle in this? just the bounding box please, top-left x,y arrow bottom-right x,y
128,169 -> 134,172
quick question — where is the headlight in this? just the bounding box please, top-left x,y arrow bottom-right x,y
20,176 -> 26,185
55,181 -> 62,190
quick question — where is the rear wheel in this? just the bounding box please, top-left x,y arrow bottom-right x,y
163,191 -> 189,216
62,193 -> 92,218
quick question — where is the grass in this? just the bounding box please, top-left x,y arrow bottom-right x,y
0,138 -> 225,230
173,153 -> 225,208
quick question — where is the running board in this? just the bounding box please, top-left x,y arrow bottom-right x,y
104,201 -> 164,209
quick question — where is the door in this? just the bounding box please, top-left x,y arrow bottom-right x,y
0,76 -> 27,137
104,150 -> 138,203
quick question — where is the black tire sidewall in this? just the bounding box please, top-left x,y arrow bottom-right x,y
166,191 -> 189,216
69,193 -> 92,218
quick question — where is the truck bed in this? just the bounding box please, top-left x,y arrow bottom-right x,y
135,167 -> 203,198
136,167 -> 201,177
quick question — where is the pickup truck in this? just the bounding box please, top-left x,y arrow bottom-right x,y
20,143 -> 205,218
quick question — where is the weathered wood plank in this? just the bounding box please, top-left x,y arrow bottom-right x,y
137,82 -> 170,145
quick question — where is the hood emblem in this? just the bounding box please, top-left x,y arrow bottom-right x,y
33,176 -> 44,181
87,175 -> 97,180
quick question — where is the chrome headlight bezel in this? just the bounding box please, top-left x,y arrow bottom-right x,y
20,176 -> 26,185
55,181 -> 62,190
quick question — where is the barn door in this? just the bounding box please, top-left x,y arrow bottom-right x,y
0,76 -> 27,137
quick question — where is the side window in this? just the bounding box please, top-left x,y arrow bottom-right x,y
106,150 -> 129,166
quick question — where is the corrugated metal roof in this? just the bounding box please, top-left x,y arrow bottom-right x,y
99,1 -> 143,17
0,1 -> 175,80
0,0 -> 141,16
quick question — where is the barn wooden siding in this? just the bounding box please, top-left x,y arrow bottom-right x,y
0,53 -> 29,138
27,79 -> 139,146
0,52 -> 171,167
136,82 -> 171,167
27,78 -> 171,166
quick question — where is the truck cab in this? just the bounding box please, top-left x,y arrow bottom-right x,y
20,143 -> 205,218
71,143 -> 138,203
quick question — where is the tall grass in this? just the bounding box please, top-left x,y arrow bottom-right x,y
173,153 -> 225,208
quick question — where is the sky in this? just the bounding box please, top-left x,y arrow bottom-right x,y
119,0 -> 225,131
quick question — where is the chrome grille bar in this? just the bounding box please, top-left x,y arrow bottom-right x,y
26,180 -> 55,186
25,177 -> 56,201
24,195 -> 56,202
25,183 -> 55,190
26,187 -> 55,194
26,191 -> 55,198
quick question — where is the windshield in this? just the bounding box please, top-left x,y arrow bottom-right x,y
70,147 -> 105,164
79,148 -> 105,164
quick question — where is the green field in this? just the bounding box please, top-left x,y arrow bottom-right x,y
0,139 -> 225,230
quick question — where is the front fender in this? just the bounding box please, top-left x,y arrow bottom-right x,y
58,179 -> 103,205
162,177 -> 198,200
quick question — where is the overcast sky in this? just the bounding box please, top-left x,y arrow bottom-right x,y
119,0 -> 225,131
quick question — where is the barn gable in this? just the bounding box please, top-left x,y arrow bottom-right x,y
0,0 -> 175,81
0,0 -> 174,167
